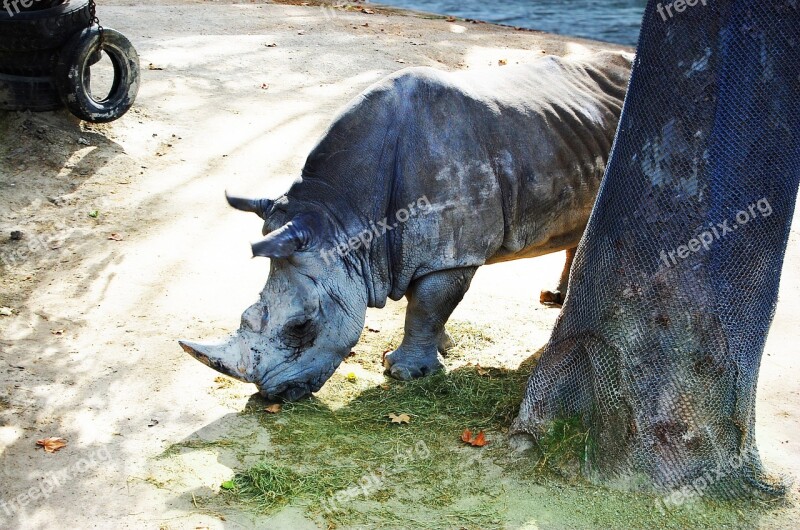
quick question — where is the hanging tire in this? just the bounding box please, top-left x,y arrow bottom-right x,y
54,26 -> 140,123
0,0 -> 92,52
0,73 -> 62,111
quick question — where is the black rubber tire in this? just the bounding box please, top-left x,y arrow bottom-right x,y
16,0 -> 66,12
0,0 -> 91,52
0,72 -> 62,111
54,26 -> 140,123
0,48 -> 58,76
0,46 -> 99,76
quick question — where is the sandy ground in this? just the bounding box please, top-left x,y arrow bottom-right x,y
0,1 -> 798,529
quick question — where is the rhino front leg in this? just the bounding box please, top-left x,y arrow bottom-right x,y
540,247 -> 576,307
384,267 -> 478,381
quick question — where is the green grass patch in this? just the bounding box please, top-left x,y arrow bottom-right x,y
228,461 -> 321,513
533,415 -> 591,477
161,437 -> 241,459
225,346 -> 533,526
178,323 -> 774,529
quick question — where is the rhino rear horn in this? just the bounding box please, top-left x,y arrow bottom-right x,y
225,191 -> 274,220
252,215 -> 314,259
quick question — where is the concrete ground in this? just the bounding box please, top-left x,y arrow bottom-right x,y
0,1 -> 797,529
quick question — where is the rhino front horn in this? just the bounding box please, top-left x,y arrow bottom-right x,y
179,338 -> 254,383
251,215 -> 315,259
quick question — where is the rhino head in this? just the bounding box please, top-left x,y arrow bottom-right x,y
179,193 -> 369,402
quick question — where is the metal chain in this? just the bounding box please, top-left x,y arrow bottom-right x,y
88,0 -> 104,46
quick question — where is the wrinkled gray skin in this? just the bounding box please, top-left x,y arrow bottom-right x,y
180,51 -> 632,402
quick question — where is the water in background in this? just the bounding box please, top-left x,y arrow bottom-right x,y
376,0 -> 646,47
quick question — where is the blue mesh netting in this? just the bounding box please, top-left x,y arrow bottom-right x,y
513,0 -> 799,497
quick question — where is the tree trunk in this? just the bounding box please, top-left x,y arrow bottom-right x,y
512,0 -> 799,500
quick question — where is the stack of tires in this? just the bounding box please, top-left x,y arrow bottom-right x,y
0,0 -> 139,123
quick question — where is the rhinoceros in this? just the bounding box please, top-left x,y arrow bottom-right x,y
180,50 -> 632,402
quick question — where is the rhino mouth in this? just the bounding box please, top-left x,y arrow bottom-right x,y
180,336 -> 343,403
258,363 -> 338,402
261,385 -> 312,403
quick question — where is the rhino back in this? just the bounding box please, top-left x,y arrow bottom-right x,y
385,53 -> 631,291
286,52 -> 631,303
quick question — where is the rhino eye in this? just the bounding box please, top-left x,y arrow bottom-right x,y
281,319 -> 316,351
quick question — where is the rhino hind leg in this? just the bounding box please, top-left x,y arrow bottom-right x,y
539,247 -> 577,307
384,267 -> 477,381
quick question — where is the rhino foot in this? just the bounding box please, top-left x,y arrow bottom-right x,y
384,346 -> 444,381
540,248 -> 577,308
386,267 -> 477,380
539,289 -> 565,307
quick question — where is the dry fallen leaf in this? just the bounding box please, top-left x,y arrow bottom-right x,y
37,437 -> 67,453
476,364 -> 489,377
388,413 -> 411,424
461,429 -> 473,444
108,233 -> 124,241
472,431 -> 488,447
498,59 -> 508,66
264,404 -> 282,414
461,429 -> 489,447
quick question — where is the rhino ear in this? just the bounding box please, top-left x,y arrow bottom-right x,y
226,191 -> 274,220
251,214 -> 316,259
